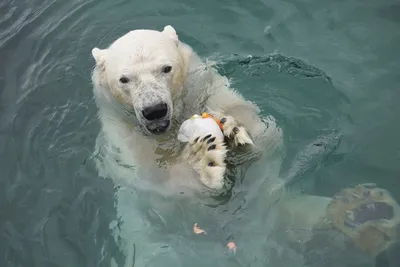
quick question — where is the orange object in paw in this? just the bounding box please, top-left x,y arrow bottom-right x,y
201,112 -> 223,131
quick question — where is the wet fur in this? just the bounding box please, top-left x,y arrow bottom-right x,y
90,25 -> 282,195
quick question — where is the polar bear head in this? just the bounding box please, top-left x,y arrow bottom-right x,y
91,25 -> 189,135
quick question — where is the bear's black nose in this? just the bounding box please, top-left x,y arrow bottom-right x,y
142,102 -> 168,121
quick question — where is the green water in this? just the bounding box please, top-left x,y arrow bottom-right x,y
1,0 -> 399,266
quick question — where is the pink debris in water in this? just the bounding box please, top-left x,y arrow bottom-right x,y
227,242 -> 236,253
193,223 -> 207,235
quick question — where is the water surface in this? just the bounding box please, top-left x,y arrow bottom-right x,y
1,0 -> 399,266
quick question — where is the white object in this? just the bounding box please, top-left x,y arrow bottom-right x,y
178,115 -> 224,143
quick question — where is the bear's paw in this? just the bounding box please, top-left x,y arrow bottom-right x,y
183,133 -> 227,190
220,115 -> 254,146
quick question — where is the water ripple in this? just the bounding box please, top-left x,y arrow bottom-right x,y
0,0 -> 56,49
1,0 -> 398,266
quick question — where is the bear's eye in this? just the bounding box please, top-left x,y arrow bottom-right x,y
119,77 -> 130,84
162,65 -> 172,74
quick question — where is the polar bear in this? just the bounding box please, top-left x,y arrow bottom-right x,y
90,24 -> 282,195
90,25 -> 400,265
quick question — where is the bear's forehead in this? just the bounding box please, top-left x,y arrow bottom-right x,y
105,50 -> 176,73
110,30 -> 175,53
105,30 -> 178,66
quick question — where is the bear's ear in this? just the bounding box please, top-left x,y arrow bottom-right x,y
91,47 -> 107,66
162,25 -> 178,45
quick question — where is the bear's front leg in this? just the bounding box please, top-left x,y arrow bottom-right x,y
182,133 -> 228,190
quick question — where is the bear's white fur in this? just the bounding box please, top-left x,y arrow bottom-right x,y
90,25 -> 282,195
